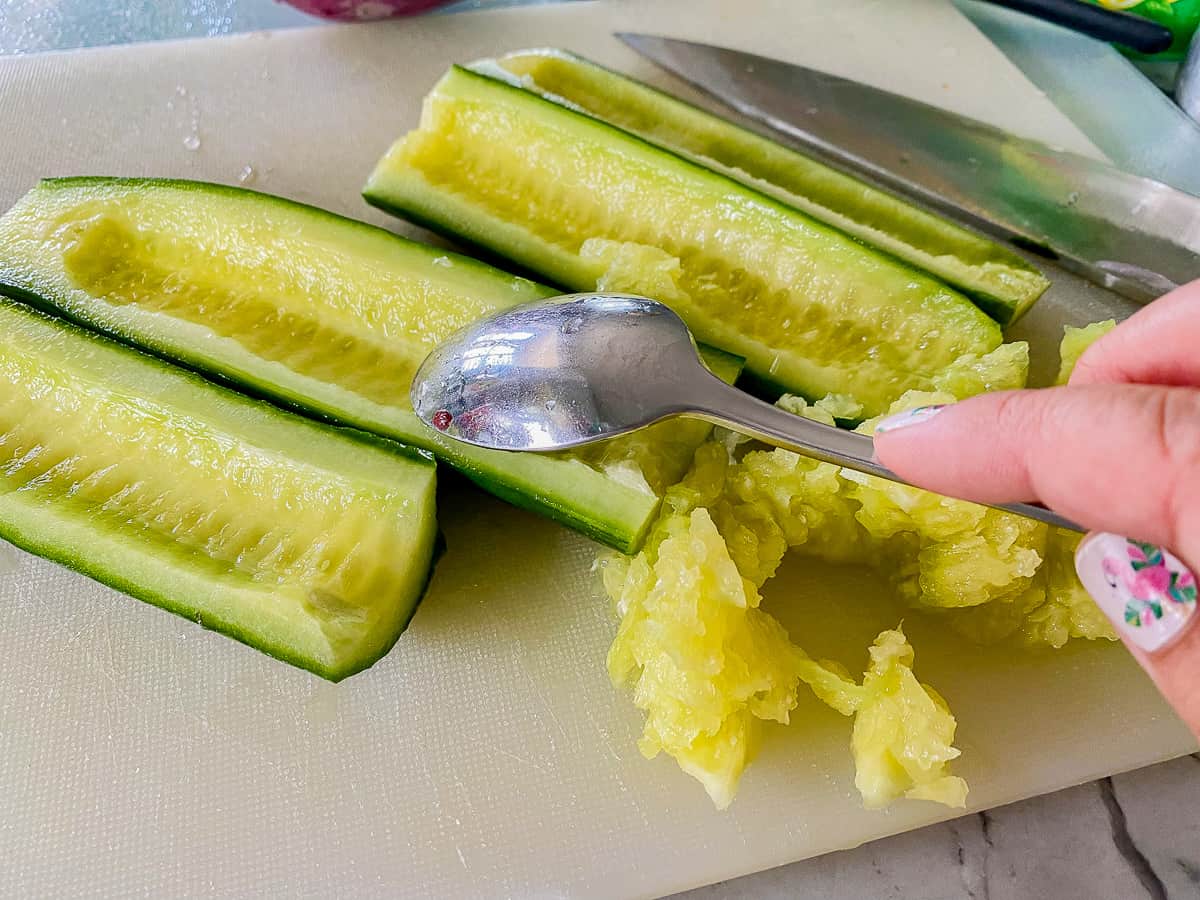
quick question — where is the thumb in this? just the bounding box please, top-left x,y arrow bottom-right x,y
873,384 -> 1200,736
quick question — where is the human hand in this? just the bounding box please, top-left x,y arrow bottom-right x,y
873,280 -> 1200,737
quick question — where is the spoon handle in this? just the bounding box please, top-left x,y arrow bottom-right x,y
687,373 -> 1083,532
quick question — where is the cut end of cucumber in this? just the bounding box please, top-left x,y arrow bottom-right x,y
0,296 -> 439,681
365,65 -> 1004,417
485,49 -> 1050,326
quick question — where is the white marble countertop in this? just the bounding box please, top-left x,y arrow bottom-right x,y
2,4 -> 1198,898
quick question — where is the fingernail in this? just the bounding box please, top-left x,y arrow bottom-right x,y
873,405 -> 946,435
1075,533 -> 1197,652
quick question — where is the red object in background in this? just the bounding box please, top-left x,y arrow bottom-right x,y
280,0 -> 455,20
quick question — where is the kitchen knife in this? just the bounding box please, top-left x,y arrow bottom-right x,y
618,33 -> 1200,303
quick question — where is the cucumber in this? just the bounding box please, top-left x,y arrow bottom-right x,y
0,296 -> 438,681
0,178 -> 738,553
363,66 -> 1004,418
485,50 -> 1048,326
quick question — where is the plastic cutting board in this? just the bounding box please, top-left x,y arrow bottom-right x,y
0,1 -> 1194,895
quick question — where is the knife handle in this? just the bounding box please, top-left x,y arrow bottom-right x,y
980,0 -> 1174,54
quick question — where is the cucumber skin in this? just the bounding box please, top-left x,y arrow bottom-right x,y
0,299 -> 439,682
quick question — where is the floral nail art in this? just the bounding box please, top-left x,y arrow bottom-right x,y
1076,534 -> 1196,653
1112,541 -> 1196,627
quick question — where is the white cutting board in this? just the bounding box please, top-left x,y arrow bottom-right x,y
0,2 -> 1194,897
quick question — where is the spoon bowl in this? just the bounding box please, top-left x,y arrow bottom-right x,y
411,293 -> 701,451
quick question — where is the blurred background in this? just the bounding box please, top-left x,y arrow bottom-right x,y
4,0 -> 1195,192
0,0 -> 560,54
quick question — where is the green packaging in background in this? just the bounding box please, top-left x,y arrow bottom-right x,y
1088,0 -> 1200,58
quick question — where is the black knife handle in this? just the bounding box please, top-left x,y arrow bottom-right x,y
980,0 -> 1175,54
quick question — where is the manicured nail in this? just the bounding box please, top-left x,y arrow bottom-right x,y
1075,533 -> 1197,652
873,405 -> 946,435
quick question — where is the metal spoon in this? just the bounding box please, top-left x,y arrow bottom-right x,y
411,293 -> 1081,531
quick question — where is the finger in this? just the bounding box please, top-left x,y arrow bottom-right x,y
1071,280 -> 1200,388
871,384 -> 1200,561
1075,533 -> 1200,738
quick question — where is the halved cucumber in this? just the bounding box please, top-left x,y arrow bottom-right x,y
0,297 -> 438,681
484,50 -> 1048,326
364,66 -> 1004,417
0,178 -> 738,553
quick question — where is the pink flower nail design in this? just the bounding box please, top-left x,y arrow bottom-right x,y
1077,535 -> 1196,653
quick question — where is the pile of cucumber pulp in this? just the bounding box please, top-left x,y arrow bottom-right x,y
0,52 -> 1115,809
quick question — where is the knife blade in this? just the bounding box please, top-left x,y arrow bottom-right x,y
618,33 -> 1200,303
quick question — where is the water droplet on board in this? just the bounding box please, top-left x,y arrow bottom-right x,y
170,84 -> 202,153
561,317 -> 583,335
237,165 -> 257,186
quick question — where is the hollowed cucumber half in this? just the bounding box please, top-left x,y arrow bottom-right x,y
0,297 -> 438,681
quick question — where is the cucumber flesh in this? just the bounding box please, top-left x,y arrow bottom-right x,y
0,178 -> 739,553
363,66 -> 1003,417
487,50 -> 1049,326
0,297 -> 438,681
